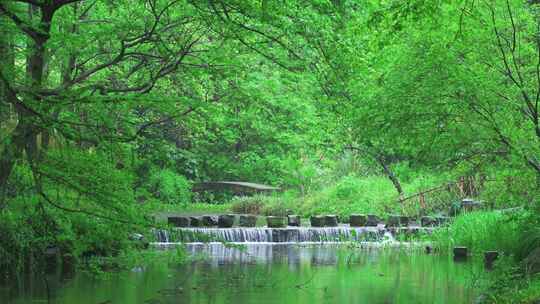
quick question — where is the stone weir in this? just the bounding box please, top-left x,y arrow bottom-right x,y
154,214 -> 444,244
154,226 -> 437,243
156,227 -> 391,243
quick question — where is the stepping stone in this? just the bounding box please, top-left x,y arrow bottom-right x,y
202,215 -> 218,226
218,214 -> 236,228
386,215 -> 400,227
366,214 -> 379,227
399,216 -> 410,227
349,214 -> 367,227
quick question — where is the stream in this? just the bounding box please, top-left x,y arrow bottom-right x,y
2,242 -> 479,304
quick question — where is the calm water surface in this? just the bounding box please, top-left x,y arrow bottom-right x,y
3,244 -> 479,304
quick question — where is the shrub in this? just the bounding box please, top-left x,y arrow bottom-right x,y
230,196 -> 265,214
148,169 -> 191,204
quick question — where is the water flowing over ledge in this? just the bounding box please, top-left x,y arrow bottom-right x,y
153,226 -> 434,243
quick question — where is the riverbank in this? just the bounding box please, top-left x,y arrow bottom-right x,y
431,210 -> 540,303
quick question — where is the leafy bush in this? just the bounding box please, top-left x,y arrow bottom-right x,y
148,169 -> 191,204
0,193 -> 141,277
479,167 -> 539,210
230,196 -> 265,214
230,194 -> 294,216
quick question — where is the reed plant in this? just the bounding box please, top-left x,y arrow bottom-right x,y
431,210 -> 526,256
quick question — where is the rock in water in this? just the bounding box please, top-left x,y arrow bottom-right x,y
287,215 -> 301,226
453,247 -> 468,261
267,216 -> 286,228
484,251 -> 499,270
325,215 -> 338,227
189,216 -> 203,227
366,214 -> 379,227
386,215 -> 400,227
349,214 -> 367,227
310,215 -> 326,227
202,215 -> 218,226
218,214 -> 236,228
168,216 -> 190,227
239,215 -> 257,227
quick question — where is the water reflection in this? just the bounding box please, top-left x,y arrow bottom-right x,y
3,244 -> 479,304
185,243 -> 344,265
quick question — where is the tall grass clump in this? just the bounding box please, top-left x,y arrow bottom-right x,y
299,175 -> 399,218
432,210 -> 527,256
231,192 -> 299,216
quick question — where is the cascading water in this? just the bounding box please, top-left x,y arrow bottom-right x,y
154,227 -> 395,243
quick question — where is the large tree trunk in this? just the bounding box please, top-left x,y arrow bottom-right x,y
0,2 -> 53,198
0,24 -> 19,202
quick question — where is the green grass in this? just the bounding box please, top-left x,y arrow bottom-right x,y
431,211 -> 525,256
226,172 -> 456,219
429,210 -> 540,303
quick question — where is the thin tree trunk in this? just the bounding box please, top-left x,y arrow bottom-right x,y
374,154 -> 405,200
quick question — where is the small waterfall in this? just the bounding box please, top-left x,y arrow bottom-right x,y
154,227 -> 388,243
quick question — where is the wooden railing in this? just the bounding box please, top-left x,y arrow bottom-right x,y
399,176 -> 492,214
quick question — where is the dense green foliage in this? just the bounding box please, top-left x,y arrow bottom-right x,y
1,0 -> 540,302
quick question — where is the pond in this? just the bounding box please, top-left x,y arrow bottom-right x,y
3,243 -> 479,304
